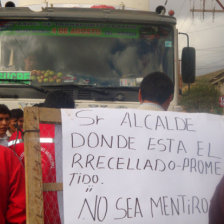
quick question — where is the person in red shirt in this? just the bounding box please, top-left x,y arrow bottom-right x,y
9,90 -> 74,224
9,123 -> 59,224
0,104 -> 11,146
8,108 -> 24,137
0,145 -> 26,224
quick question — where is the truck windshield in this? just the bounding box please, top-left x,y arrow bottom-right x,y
0,20 -> 174,88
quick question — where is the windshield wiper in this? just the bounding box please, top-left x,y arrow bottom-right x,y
51,84 -> 139,94
78,85 -> 110,95
0,79 -> 48,94
48,84 -> 110,95
105,86 -> 139,91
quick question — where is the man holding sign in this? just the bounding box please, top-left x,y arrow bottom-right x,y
138,72 -> 174,111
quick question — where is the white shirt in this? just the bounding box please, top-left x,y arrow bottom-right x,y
0,134 -> 9,147
138,102 -> 164,111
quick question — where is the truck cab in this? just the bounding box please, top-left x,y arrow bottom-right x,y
0,1 -> 193,110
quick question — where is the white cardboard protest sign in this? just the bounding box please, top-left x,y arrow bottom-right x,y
61,108 -> 224,224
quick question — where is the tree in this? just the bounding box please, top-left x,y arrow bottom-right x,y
180,80 -> 222,114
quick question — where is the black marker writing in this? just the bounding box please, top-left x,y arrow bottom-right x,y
75,109 -> 104,126
120,112 -> 196,132
71,132 -> 136,150
114,197 -> 143,220
149,195 -> 209,218
78,195 -> 108,222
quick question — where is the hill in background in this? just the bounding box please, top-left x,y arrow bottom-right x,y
180,68 -> 224,114
182,68 -> 224,92
196,68 -> 224,82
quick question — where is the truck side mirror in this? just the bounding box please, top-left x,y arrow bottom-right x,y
181,47 -> 196,83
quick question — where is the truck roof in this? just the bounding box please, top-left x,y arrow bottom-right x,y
0,7 -> 176,25
16,0 -> 150,11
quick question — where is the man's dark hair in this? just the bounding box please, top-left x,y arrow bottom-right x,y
140,72 -> 174,104
10,109 -> 24,119
0,104 -> 11,116
44,90 -> 75,109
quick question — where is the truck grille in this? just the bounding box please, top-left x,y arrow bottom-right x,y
77,90 -> 91,99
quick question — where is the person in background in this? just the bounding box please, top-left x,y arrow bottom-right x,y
9,90 -> 75,224
44,90 -> 75,109
8,108 -> 24,137
41,90 -> 75,223
209,175 -> 224,224
24,54 -> 38,71
17,110 -> 24,130
138,71 -> 174,111
0,104 -> 11,146
0,145 -> 26,224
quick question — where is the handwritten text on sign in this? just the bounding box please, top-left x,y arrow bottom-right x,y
61,109 -> 224,224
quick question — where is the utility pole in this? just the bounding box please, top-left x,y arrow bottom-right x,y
191,0 -> 224,18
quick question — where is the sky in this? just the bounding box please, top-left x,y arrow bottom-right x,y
2,0 -> 224,76
151,0 -> 224,76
